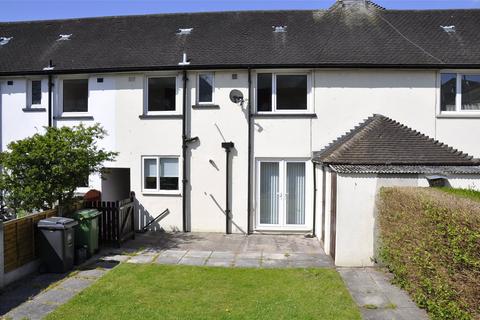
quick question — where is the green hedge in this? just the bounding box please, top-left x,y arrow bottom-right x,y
378,187 -> 480,320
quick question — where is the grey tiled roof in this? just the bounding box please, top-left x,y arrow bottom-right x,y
1,2 -> 480,75
330,165 -> 480,174
313,114 -> 479,166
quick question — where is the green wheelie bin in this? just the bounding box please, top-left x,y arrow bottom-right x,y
73,209 -> 101,257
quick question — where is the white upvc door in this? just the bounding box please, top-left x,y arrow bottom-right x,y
256,159 -> 309,231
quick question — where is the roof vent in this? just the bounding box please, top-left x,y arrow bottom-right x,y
273,26 -> 287,33
0,37 -> 12,46
178,52 -> 190,66
177,28 -> 193,35
57,34 -> 72,41
441,25 -> 456,33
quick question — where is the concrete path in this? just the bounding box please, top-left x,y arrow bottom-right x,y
2,260 -> 118,320
338,268 -> 429,320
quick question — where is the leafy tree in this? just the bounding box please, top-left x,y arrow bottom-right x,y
0,124 -> 117,213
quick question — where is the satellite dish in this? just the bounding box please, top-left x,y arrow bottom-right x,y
229,89 -> 244,104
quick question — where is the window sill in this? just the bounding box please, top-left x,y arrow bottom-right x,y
54,114 -> 94,121
192,104 -> 220,109
253,113 -> 317,119
139,114 -> 183,119
437,113 -> 480,119
142,191 -> 182,196
22,107 -> 46,113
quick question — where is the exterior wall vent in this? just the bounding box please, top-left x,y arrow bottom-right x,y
177,28 -> 193,35
273,26 -> 287,33
0,37 -> 12,46
441,25 -> 456,33
57,34 -> 72,41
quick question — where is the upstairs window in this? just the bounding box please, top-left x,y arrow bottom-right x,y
197,73 -> 214,104
142,156 -> 179,192
441,73 -> 480,113
256,73 -> 309,112
63,79 -> 88,113
147,77 -> 176,112
28,79 -> 42,107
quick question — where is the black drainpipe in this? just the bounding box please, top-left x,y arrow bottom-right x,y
321,164 -> 327,243
312,161 -> 317,237
47,60 -> 53,127
247,68 -> 253,234
182,69 -> 189,232
222,142 -> 234,234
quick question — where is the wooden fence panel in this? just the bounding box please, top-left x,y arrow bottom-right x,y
3,209 -> 56,273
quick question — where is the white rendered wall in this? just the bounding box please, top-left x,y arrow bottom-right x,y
114,73 -> 183,231
3,68 -> 480,234
0,79 -> 48,151
189,71 -> 249,233
312,70 -> 438,153
334,174 -> 420,267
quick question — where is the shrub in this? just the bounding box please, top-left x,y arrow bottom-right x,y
378,187 -> 480,320
0,124 -> 117,213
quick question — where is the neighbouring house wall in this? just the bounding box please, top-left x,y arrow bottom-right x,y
445,174 -> 480,191
0,79 -> 48,151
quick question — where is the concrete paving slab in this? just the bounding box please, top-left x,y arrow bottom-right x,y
127,254 -> 156,264
160,250 -> 187,258
205,259 -> 233,267
33,288 -> 76,305
210,251 -> 236,260
76,268 -> 108,279
288,260 -> 331,268
236,252 -> 262,260
155,256 -> 182,265
234,259 -> 261,268
101,254 -> 131,263
57,277 -> 93,293
263,259 -> 289,268
183,250 -> 212,259
178,257 -> 207,266
263,252 -> 288,260
6,301 -> 57,320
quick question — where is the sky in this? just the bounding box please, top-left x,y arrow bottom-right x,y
1,0 -> 479,22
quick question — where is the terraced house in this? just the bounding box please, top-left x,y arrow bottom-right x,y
1,0 -> 480,266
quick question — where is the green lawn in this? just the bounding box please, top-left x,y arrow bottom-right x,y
46,264 -> 361,320
437,187 -> 480,202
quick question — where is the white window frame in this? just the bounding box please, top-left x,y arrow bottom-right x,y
255,158 -> 312,231
438,70 -> 480,117
144,73 -> 181,115
254,71 -> 313,114
26,78 -> 44,109
141,155 -> 181,195
58,75 -> 90,116
196,72 -> 215,105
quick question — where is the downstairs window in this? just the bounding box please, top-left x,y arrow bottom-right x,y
142,156 -> 179,192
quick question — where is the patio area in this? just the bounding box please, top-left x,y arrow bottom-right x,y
113,232 -> 334,268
